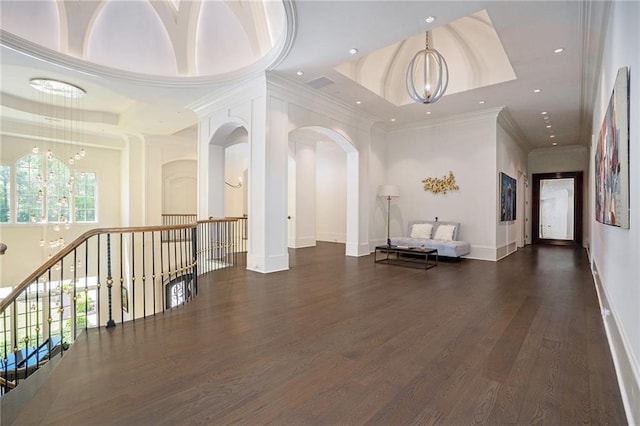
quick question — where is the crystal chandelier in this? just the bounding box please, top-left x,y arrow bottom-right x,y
29,78 -> 87,254
406,31 -> 449,104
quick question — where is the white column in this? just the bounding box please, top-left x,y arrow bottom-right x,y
120,135 -> 146,226
197,117 -> 225,219
345,126 -> 371,256
246,94 -> 289,273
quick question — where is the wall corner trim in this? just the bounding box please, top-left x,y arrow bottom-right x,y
591,262 -> 640,426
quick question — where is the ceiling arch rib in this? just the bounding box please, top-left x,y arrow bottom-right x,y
439,25 -> 483,91
87,1 -> 178,76
381,39 -> 407,100
63,0 -> 104,58
148,0 -> 199,75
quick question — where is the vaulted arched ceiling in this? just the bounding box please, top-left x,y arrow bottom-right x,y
0,0 -> 286,77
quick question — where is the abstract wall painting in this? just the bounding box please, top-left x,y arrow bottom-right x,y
595,66 -> 630,228
500,172 -> 516,222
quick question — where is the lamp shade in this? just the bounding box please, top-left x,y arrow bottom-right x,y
378,184 -> 400,198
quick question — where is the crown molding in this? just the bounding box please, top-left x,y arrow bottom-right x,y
578,1 -> 611,145
528,144 -> 588,156
186,73 -> 268,117
1,93 -> 119,125
0,118 -> 126,150
497,107 -> 532,152
266,72 -> 377,128
384,106 -> 503,133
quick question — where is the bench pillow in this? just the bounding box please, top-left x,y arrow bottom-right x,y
433,224 -> 456,241
410,223 -> 433,239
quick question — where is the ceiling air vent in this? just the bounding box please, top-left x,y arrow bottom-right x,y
306,76 -> 335,89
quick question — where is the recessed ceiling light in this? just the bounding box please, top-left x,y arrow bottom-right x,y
478,100 -> 485,104
349,48 -> 359,55
541,111 -> 548,115
426,111 -> 432,115
554,48 -> 564,54
550,135 -> 555,138
534,89 -> 541,93
425,16 -> 436,23
296,70 -> 303,76
546,125 -> 552,128
356,100 -> 362,105
391,118 -> 396,122
552,142 -> 558,146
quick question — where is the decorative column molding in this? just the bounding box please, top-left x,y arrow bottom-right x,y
246,92 -> 290,273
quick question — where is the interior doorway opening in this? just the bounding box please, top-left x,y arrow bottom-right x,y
532,171 -> 583,246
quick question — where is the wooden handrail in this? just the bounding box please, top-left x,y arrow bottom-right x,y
1,217 -> 244,313
0,377 -> 16,389
0,223 -> 196,313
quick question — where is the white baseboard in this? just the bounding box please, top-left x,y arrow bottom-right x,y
246,253 -> 289,274
466,245 -> 499,261
316,232 -> 346,244
591,262 -> 640,426
345,242 -> 370,257
290,237 -> 316,248
496,241 -> 518,261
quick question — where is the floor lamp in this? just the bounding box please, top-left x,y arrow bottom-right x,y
378,185 -> 400,246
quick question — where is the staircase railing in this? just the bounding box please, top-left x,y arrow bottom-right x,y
0,217 -> 245,395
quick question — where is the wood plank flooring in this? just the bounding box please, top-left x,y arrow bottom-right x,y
9,243 -> 626,425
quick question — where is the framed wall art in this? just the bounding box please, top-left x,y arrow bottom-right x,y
500,172 -> 516,222
595,66 -> 630,228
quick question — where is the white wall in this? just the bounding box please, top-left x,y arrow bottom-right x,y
496,120 -> 528,258
224,142 -> 248,217
288,140 -> 317,248
316,141 -> 347,243
589,2 -> 640,423
162,160 -> 197,214
369,125 -> 388,248
385,113 -> 498,260
146,133 -> 197,224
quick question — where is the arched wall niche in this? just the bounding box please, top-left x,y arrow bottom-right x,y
162,159 -> 197,214
206,119 -> 249,218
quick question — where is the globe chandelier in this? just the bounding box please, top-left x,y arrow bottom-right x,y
406,31 -> 449,104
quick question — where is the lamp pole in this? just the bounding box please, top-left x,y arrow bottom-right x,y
378,184 -> 399,247
386,196 -> 392,247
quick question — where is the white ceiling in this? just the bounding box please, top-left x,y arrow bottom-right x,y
0,0 -> 608,151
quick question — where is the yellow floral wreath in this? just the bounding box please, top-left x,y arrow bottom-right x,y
422,171 -> 459,194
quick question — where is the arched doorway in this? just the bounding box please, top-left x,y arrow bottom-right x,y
288,126 -> 360,256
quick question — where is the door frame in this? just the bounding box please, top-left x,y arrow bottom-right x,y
531,171 -> 583,246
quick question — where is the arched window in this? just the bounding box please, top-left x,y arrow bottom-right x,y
74,171 -> 97,222
15,154 -> 44,223
0,165 -> 9,223
13,153 -> 97,223
45,156 -> 71,223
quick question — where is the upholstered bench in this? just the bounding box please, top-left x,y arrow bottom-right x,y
390,220 -> 471,259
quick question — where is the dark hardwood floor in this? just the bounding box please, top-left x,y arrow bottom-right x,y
10,243 -> 626,425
